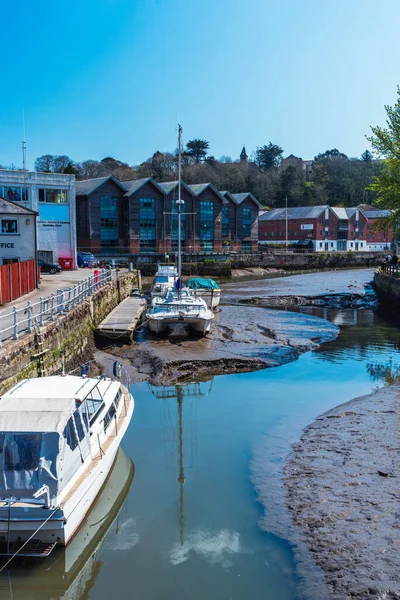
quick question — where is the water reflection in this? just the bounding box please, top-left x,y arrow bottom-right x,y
150,380 -> 213,546
0,449 -> 134,600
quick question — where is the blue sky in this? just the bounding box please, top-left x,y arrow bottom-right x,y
1,0 -> 399,169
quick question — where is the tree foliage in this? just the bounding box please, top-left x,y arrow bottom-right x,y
367,86 -> 400,225
34,154 -> 73,173
255,143 -> 283,170
185,139 -> 209,163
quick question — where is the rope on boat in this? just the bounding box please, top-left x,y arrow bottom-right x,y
0,506 -> 60,572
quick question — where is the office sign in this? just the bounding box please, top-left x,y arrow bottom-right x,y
301,224 -> 313,231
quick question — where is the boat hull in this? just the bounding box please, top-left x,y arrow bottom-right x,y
147,315 -> 212,336
191,289 -> 221,310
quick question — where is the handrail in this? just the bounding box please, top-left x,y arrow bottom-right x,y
381,263 -> 399,276
0,269 -> 112,345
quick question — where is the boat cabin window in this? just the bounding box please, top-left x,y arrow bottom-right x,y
103,388 -> 122,433
156,276 -> 171,283
64,409 -> 88,451
0,433 -> 42,471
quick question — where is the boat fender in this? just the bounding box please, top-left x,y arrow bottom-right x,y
113,360 -> 122,379
80,364 -> 87,378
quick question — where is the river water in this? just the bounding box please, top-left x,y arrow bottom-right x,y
2,279 -> 400,599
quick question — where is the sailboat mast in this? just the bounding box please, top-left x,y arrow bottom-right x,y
177,125 -> 183,292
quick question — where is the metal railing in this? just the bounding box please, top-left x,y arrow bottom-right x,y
0,269 -> 112,345
381,263 -> 399,276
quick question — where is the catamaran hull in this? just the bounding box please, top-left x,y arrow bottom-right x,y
147,316 -> 212,336
191,289 -> 221,310
0,394 -> 134,553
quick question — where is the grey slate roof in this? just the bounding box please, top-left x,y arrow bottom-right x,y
0,196 -> 38,215
363,209 -> 392,218
331,207 -> 348,220
260,205 -> 328,221
158,181 -> 195,195
76,176 -> 128,196
230,192 -> 263,209
187,183 -> 211,196
123,178 -> 165,197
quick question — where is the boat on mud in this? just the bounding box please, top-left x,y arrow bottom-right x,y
145,125 -> 214,338
186,277 -> 221,309
0,372 -> 134,558
147,285 -> 214,336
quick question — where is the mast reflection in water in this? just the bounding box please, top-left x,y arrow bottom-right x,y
150,380 -> 213,546
0,449 -> 135,600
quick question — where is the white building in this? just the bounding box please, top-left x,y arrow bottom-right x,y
0,197 -> 37,266
0,169 -> 77,267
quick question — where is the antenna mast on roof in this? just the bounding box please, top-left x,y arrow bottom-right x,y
22,110 -> 27,172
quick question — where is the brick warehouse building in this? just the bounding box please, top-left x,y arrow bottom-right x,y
76,176 -> 262,255
259,205 -> 392,252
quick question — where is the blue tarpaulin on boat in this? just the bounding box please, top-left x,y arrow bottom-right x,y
187,278 -> 219,290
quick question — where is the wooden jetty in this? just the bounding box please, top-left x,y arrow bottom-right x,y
95,297 -> 146,342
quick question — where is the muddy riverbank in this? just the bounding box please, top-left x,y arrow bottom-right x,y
285,385 -> 400,599
222,268 -> 377,308
96,305 -> 338,385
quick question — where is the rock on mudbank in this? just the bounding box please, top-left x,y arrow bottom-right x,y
285,385 -> 400,599
101,305 -> 338,385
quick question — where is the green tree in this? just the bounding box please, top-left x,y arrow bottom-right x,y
367,86 -> 400,224
361,149 -> 373,162
314,148 -> 348,160
255,143 -> 283,170
185,139 -> 209,163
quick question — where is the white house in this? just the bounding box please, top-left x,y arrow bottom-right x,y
0,197 -> 37,266
0,169 -> 77,267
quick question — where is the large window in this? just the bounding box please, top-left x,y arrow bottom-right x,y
0,186 -> 28,202
242,207 -> 251,237
39,189 -> 68,203
200,200 -> 214,251
1,219 -> 18,234
100,196 -> 119,252
140,197 -> 156,251
171,200 -> 186,251
222,206 -> 229,237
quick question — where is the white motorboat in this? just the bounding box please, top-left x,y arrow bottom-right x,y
0,448 -> 134,598
145,125 -> 214,337
147,287 -> 214,335
186,277 -> 221,310
151,264 -> 178,299
0,372 -> 134,558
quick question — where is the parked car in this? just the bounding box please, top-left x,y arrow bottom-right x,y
38,259 -> 62,274
77,252 -> 99,268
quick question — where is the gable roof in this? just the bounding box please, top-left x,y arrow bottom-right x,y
122,177 -> 164,197
330,207 -> 348,220
0,196 -> 38,215
220,191 -> 235,205
76,176 -> 127,196
158,180 -> 195,196
260,205 -> 328,221
230,192 -> 263,209
363,209 -> 392,219
187,183 -> 225,202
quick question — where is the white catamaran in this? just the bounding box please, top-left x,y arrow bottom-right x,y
0,371 -> 134,558
151,264 -> 178,299
146,126 -> 214,337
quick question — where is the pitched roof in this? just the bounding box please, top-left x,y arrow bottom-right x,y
76,176 -> 127,196
0,196 -> 38,215
123,178 -> 164,197
331,207 -> 348,220
158,180 -> 195,195
363,209 -> 392,219
230,192 -> 263,209
259,205 -> 328,221
187,183 -> 226,202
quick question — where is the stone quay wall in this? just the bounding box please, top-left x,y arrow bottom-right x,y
231,251 -> 384,271
0,273 -> 137,396
373,270 -> 400,322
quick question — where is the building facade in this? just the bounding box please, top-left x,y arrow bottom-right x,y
0,169 -> 77,266
76,177 -> 261,255
0,197 -> 37,266
259,205 -> 392,252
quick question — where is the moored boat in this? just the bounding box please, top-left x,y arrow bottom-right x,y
151,264 -> 178,299
147,286 -> 214,335
0,373 -> 134,558
186,277 -> 221,309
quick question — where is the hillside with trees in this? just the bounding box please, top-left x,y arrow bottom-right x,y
31,139 -> 383,209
